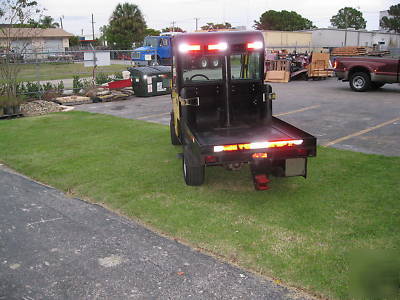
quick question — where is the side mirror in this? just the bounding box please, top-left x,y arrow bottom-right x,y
262,83 -> 272,94
263,84 -> 276,101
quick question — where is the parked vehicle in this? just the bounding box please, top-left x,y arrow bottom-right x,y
132,34 -> 221,68
333,56 -> 400,92
170,31 -> 316,190
132,35 -> 173,66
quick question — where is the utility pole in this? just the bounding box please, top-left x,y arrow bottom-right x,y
194,18 -> 199,31
171,21 -> 175,32
91,14 -> 95,40
59,16 -> 63,29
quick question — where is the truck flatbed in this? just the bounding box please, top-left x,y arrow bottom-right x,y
192,117 -> 315,147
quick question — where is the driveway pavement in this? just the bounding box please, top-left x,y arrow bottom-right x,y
0,165 -> 309,299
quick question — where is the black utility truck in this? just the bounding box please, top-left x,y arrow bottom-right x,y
170,31 -> 316,190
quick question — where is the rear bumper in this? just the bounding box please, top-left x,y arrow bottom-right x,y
201,146 -> 316,165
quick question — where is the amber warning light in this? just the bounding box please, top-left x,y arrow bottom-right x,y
213,140 -> 303,152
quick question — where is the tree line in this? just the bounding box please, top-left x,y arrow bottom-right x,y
2,1 -> 400,50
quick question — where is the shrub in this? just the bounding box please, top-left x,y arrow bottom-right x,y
57,81 -> 64,92
73,76 -> 83,94
95,72 -> 112,85
25,82 -> 42,99
114,72 -> 123,80
42,82 -> 54,92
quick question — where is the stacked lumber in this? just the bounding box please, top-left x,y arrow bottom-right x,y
332,47 -> 367,56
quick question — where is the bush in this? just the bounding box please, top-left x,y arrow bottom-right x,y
57,81 -> 64,92
95,72 -> 112,85
42,82 -> 53,92
82,78 -> 95,90
114,72 -> 123,80
73,76 -> 83,94
25,82 -> 42,99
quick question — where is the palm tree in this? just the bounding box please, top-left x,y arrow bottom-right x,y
106,3 -> 146,49
39,16 -> 60,29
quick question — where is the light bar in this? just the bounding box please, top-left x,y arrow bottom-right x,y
247,41 -> 263,50
208,42 -> 228,51
213,140 -> 303,152
178,44 -> 201,53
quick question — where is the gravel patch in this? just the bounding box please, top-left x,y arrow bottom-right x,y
20,100 -> 63,116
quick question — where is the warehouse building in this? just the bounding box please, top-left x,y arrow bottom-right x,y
310,28 -> 400,50
262,30 -> 312,52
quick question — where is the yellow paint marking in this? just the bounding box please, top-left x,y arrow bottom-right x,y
136,112 -> 170,120
324,117 -> 400,147
275,105 -> 320,117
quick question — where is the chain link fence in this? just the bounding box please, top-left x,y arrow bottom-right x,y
1,49 -> 136,99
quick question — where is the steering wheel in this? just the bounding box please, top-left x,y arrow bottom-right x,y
189,74 -> 210,81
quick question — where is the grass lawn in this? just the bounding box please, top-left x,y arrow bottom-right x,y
0,111 -> 399,299
16,62 -> 129,82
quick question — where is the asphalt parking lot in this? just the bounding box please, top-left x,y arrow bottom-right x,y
77,78 -> 400,156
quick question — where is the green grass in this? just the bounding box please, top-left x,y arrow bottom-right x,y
16,62 -> 128,82
0,111 -> 399,299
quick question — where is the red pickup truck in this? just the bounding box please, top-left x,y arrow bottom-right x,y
333,56 -> 400,92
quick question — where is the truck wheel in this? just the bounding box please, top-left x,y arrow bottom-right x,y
182,149 -> 205,186
170,113 -> 181,145
349,72 -> 371,92
371,82 -> 385,89
199,57 -> 208,69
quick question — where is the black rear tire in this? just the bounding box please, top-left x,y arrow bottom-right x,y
183,149 -> 205,186
349,72 -> 371,92
371,82 -> 385,89
170,113 -> 181,145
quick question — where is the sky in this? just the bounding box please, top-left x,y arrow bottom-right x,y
39,0 -> 399,37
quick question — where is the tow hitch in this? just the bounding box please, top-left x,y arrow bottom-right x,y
253,174 -> 270,190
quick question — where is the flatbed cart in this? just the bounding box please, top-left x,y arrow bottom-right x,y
170,31 -> 316,190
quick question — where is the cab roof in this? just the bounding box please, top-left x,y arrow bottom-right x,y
172,31 -> 264,48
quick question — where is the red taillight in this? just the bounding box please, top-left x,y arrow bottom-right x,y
208,42 -> 228,51
178,44 -> 201,53
247,41 -> 263,50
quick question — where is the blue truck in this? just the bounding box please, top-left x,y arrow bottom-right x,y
132,35 -> 173,66
132,34 -> 221,68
